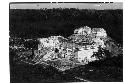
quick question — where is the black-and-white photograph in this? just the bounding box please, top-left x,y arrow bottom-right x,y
9,2 -> 123,82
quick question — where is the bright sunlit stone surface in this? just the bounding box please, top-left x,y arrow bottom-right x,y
17,26 -> 121,71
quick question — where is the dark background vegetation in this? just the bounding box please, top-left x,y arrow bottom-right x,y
9,8 -> 123,82
9,8 -> 123,44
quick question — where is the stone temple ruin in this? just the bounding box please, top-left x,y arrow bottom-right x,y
17,26 -> 122,71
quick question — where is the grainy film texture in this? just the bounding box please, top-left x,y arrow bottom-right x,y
9,2 -> 123,83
